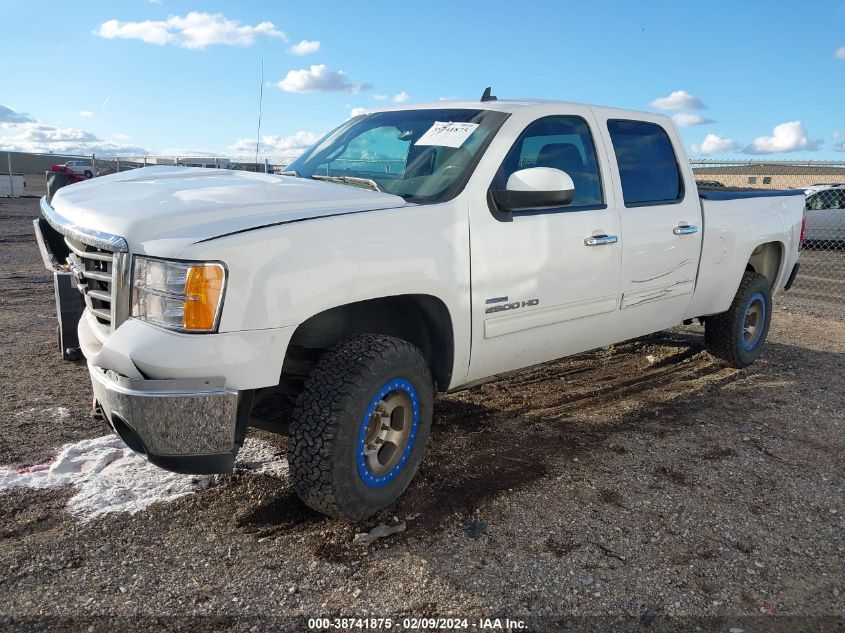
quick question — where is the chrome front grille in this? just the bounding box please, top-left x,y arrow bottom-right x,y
65,236 -> 116,326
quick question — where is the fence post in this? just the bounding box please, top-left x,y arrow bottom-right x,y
117,157 -> 120,173
6,152 -> 13,198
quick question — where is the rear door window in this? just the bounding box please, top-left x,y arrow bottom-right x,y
607,120 -> 683,206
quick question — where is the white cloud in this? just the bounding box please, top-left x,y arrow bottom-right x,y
349,107 -> 370,118
277,64 -> 369,93
650,90 -> 707,111
438,96 -> 457,101
78,111 -> 93,118
742,121 -> 822,154
229,131 -> 319,156
0,104 -> 34,124
836,46 -> 845,60
671,112 -> 714,127
393,91 -> 410,103
0,122 -> 148,156
690,134 -> 739,155
288,39 -> 320,55
834,141 -> 845,152
373,94 -> 388,101
95,12 -> 285,50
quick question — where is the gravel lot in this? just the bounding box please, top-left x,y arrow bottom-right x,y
1,192 -> 843,632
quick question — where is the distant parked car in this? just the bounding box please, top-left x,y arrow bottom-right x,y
804,184 -> 845,244
695,179 -> 724,188
62,160 -> 94,179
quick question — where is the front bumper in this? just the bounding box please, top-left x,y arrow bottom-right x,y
89,363 -> 244,474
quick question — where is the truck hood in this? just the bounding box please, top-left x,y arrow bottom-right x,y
49,166 -> 410,255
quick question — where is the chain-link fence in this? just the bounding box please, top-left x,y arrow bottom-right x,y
692,160 -> 845,318
1,150 -> 292,195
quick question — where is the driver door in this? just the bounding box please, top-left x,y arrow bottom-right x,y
465,111 -> 623,383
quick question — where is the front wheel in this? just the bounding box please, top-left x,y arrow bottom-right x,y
704,271 -> 772,368
288,334 -> 433,521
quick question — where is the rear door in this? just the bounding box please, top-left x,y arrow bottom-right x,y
594,115 -> 703,336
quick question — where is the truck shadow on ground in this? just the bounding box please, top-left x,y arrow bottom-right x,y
234,329 -> 842,561
393,330 -> 736,530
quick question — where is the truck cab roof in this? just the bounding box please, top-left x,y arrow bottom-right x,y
377,98 -> 670,123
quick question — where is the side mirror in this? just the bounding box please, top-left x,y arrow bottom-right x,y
490,167 -> 575,213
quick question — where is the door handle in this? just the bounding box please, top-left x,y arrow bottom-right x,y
673,224 -> 698,235
584,234 -> 619,246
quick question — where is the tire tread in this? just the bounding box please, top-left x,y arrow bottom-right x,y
704,271 -> 771,368
288,334 -> 431,520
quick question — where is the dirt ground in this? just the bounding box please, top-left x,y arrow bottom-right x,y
0,193 -> 843,632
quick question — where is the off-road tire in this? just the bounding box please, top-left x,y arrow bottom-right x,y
288,334 -> 433,521
704,271 -> 772,368
83,170 -> 93,179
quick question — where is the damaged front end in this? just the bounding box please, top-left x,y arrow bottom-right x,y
33,196 -> 250,474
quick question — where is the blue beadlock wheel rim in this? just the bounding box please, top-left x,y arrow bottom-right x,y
356,378 -> 420,488
740,292 -> 766,351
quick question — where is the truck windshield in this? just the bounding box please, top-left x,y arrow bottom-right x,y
285,108 -> 508,203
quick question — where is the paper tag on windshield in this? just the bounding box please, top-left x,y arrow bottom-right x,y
415,121 -> 479,148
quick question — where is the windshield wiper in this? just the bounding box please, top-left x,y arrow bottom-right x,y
311,174 -> 382,193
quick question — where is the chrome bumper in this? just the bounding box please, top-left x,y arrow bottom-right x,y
89,363 -> 242,474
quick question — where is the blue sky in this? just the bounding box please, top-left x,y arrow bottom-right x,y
1,0 -> 844,160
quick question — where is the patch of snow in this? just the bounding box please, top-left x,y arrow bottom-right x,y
0,434 -> 287,521
236,440 -> 289,478
15,406 -> 70,421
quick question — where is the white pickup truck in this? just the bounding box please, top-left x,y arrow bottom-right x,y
61,160 -> 95,179
34,94 -> 805,520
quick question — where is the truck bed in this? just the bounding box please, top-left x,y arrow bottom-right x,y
697,187 -> 806,201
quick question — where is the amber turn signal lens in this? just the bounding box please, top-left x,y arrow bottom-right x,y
183,264 -> 225,331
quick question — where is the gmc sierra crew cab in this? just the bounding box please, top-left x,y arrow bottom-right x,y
34,94 -> 805,520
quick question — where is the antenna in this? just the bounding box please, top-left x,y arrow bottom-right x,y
480,86 -> 497,102
255,59 -> 264,168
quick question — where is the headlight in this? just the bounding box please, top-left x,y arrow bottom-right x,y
131,256 -> 226,332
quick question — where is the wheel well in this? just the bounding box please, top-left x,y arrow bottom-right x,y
746,241 -> 783,287
282,295 -> 455,393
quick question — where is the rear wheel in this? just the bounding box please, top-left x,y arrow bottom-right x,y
704,271 -> 772,368
288,334 -> 433,520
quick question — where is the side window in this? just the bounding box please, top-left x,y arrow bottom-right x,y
607,120 -> 683,206
493,116 -> 603,208
808,190 -> 845,210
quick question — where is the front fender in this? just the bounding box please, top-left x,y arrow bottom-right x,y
176,203 -> 471,384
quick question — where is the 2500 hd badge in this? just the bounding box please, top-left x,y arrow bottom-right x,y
485,297 -> 540,314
